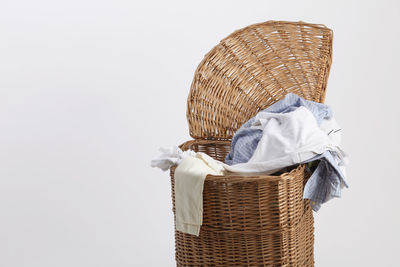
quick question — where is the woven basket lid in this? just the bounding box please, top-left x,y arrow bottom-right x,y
187,21 -> 333,140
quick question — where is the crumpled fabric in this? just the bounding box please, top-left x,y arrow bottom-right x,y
152,93 -> 349,212
150,146 -> 195,171
152,148 -> 225,236
302,151 -> 349,211
222,106 -> 337,175
225,93 -> 332,165
224,93 -> 349,211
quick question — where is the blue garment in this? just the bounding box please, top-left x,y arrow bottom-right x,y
302,151 -> 348,211
225,93 -> 332,165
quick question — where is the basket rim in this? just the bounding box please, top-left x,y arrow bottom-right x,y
170,164 -> 305,182
172,139 -> 306,183
219,20 -> 331,44
203,164 -> 305,182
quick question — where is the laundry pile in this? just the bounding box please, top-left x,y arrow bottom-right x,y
151,93 -> 349,236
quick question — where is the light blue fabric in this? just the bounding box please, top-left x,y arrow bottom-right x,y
225,93 -> 332,165
302,151 -> 348,211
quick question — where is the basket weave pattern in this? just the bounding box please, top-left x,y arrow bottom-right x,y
171,140 -> 313,266
170,21 -> 333,266
187,21 -> 332,140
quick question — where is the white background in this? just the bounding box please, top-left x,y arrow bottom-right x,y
1,0 -> 399,266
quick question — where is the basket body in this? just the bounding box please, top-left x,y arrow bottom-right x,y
170,20 -> 333,266
170,140 -> 314,267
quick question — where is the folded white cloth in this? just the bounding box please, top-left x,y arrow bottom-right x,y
174,152 -> 225,236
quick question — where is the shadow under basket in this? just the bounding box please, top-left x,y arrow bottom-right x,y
170,140 -> 314,267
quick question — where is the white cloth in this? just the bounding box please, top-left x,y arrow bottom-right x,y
222,107 -> 338,174
151,146 -> 196,171
320,117 -> 342,146
174,152 -> 225,236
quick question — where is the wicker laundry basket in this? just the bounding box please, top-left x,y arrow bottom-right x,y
170,21 -> 333,267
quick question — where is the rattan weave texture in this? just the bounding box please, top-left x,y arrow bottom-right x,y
170,20 -> 333,266
187,21 -> 332,140
170,140 -> 314,266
